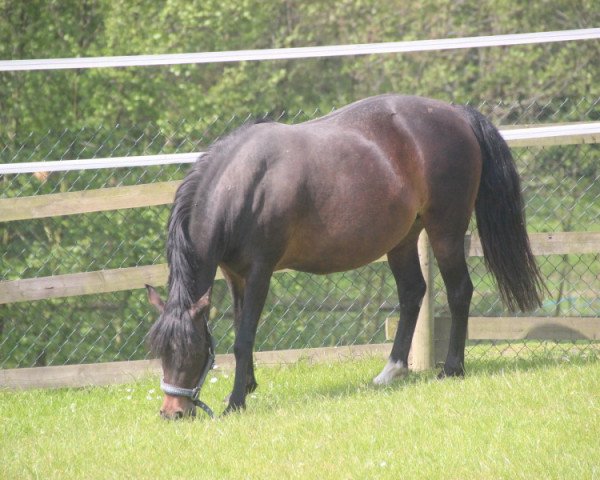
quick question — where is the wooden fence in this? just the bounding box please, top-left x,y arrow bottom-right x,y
1,126 -> 599,388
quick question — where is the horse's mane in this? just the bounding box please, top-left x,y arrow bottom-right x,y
148,121 -> 264,366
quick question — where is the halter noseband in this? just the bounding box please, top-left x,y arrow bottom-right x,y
160,322 -> 216,418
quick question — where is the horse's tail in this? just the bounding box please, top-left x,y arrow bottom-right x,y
460,105 -> 545,312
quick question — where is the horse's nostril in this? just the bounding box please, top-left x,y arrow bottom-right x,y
159,409 -> 184,420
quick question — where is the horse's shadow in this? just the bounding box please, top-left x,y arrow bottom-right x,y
227,353 -> 597,416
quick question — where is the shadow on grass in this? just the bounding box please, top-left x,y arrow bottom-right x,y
464,349 -> 598,377
244,350 -> 599,414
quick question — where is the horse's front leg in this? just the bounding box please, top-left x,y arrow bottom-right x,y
224,264 -> 272,414
222,268 -> 257,402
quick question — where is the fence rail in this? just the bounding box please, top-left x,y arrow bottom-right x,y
0,344 -> 392,389
2,28 -> 599,72
1,232 -> 598,305
0,182 -> 180,222
3,310 -> 598,390
2,122 -> 600,175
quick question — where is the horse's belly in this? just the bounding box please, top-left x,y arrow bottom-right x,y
276,203 -> 416,274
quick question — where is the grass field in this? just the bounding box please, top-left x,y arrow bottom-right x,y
1,354 -> 599,479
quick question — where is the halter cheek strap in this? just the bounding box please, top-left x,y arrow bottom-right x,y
160,324 -> 216,419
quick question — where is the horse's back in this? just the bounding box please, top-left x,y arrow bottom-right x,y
315,94 -> 482,231
290,94 -> 482,223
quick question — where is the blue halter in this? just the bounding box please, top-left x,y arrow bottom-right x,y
160,323 -> 216,419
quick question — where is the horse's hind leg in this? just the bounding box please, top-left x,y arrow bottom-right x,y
374,227 -> 426,385
426,230 -> 473,377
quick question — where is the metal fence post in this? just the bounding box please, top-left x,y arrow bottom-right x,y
411,230 -> 435,371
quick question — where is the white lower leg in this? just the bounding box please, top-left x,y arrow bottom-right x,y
373,358 -> 409,385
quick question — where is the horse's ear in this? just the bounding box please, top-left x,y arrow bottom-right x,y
146,284 -> 165,313
189,288 -> 211,319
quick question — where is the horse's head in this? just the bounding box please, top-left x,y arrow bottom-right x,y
146,285 -> 213,420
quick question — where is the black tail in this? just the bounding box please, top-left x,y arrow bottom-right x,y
460,106 -> 545,312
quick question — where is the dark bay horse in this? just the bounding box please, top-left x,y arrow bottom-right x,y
146,94 -> 544,419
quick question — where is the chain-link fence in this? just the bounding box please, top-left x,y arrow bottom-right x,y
1,97 -> 599,369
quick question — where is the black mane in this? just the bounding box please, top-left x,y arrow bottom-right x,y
148,122 -> 261,366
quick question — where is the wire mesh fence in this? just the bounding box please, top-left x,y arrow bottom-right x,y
1,97 -> 599,369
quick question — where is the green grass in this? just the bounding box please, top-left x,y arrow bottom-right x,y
1,355 -> 599,479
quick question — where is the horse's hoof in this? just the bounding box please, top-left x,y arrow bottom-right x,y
373,359 -> 408,386
437,366 -> 465,379
222,403 -> 245,417
246,381 -> 258,394
223,382 -> 258,404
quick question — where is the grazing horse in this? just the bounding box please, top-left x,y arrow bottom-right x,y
146,94 -> 544,419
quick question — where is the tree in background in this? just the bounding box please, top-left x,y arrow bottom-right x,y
0,0 -> 598,367
1,0 -> 598,134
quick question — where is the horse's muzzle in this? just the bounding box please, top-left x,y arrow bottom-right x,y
159,395 -> 195,420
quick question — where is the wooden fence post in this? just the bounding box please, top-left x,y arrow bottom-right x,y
410,230 -> 435,371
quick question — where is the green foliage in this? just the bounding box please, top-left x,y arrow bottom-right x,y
1,0 -> 599,133
0,0 -> 598,367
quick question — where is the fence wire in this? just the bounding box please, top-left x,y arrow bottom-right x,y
1,98 -> 599,369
